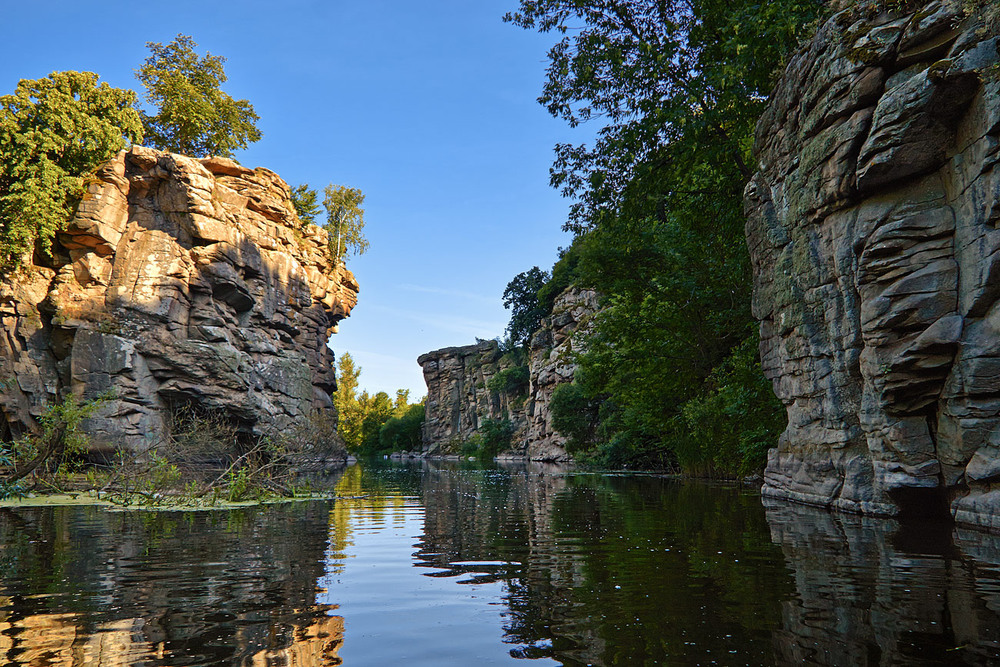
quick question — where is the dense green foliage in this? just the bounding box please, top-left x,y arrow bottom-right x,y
334,352 -> 425,454
0,72 -> 142,273
379,404 -> 426,452
487,365 -> 530,397
508,0 -> 825,475
503,266 -> 550,348
334,352 -> 364,447
462,418 -> 515,460
323,184 -> 369,263
136,34 -> 261,157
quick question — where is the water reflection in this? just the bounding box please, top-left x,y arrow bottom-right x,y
5,461 -> 1000,665
765,499 -> 1000,665
0,502 -> 344,666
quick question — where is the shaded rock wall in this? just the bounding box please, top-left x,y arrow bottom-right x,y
746,0 -> 1000,525
417,340 -> 524,453
522,287 -> 599,461
0,147 -> 358,458
418,287 -> 597,461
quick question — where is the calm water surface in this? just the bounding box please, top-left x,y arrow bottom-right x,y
2,460 -> 1000,665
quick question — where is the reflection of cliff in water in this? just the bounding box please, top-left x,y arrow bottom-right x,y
764,499 -> 1000,664
0,496 -> 344,666
409,461 -> 793,665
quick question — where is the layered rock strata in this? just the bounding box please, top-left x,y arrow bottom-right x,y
0,147 -> 358,458
417,340 -> 524,453
418,287 -> 597,461
746,1 -> 1000,526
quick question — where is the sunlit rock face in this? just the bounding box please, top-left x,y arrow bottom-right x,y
746,0 -> 1000,525
418,287 -> 597,461
0,147 -> 358,457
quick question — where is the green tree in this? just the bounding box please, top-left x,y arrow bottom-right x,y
393,389 -> 411,415
0,72 -> 142,273
136,34 -> 261,157
503,266 -> 550,348
379,404 -> 425,452
359,391 -> 394,453
323,184 -> 369,263
290,184 -> 321,226
334,352 -> 363,449
508,0 -> 825,474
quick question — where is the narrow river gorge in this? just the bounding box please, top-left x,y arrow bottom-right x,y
2,460 -> 1000,665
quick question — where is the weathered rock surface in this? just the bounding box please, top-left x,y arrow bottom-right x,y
417,287 -> 598,461
523,287 -> 599,461
0,147 -> 358,460
746,1 -> 1000,526
417,340 -> 525,453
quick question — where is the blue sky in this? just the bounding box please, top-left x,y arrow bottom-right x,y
2,1 -> 586,397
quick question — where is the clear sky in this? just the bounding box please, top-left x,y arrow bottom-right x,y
1,0 -> 586,398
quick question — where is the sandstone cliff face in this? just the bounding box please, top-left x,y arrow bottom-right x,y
417,287 -> 597,461
523,287 -> 599,461
746,1 -> 1000,525
0,147 -> 358,457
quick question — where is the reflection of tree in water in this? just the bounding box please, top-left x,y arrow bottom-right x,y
410,463 -> 794,666
764,499 -> 1000,665
0,500 -> 344,666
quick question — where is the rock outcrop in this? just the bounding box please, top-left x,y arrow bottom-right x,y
417,287 -> 597,461
746,0 -> 1000,526
0,147 -> 358,459
522,287 -> 599,460
418,340 -> 525,452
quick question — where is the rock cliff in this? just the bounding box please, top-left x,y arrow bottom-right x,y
746,0 -> 1000,526
522,287 -> 599,460
417,287 -> 597,461
0,147 -> 358,459
418,340 -> 524,452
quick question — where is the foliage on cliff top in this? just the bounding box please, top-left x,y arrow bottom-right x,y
503,266 -> 550,348
0,72 -> 142,273
136,34 -> 261,158
324,184 -> 369,263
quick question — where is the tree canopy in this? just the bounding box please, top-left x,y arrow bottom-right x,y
136,34 -> 261,158
334,351 -> 425,454
290,184 -> 322,226
323,184 -> 369,262
0,71 -> 142,273
503,267 -> 550,349
507,0 -> 825,474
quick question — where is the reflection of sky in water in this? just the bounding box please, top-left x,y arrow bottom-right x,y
321,498 -> 548,666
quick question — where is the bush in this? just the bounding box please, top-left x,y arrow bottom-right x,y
675,337 -> 785,478
550,383 -> 601,453
487,365 -> 529,396
378,404 -> 425,453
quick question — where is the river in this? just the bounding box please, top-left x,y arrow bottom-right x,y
1,460 -> 1000,665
